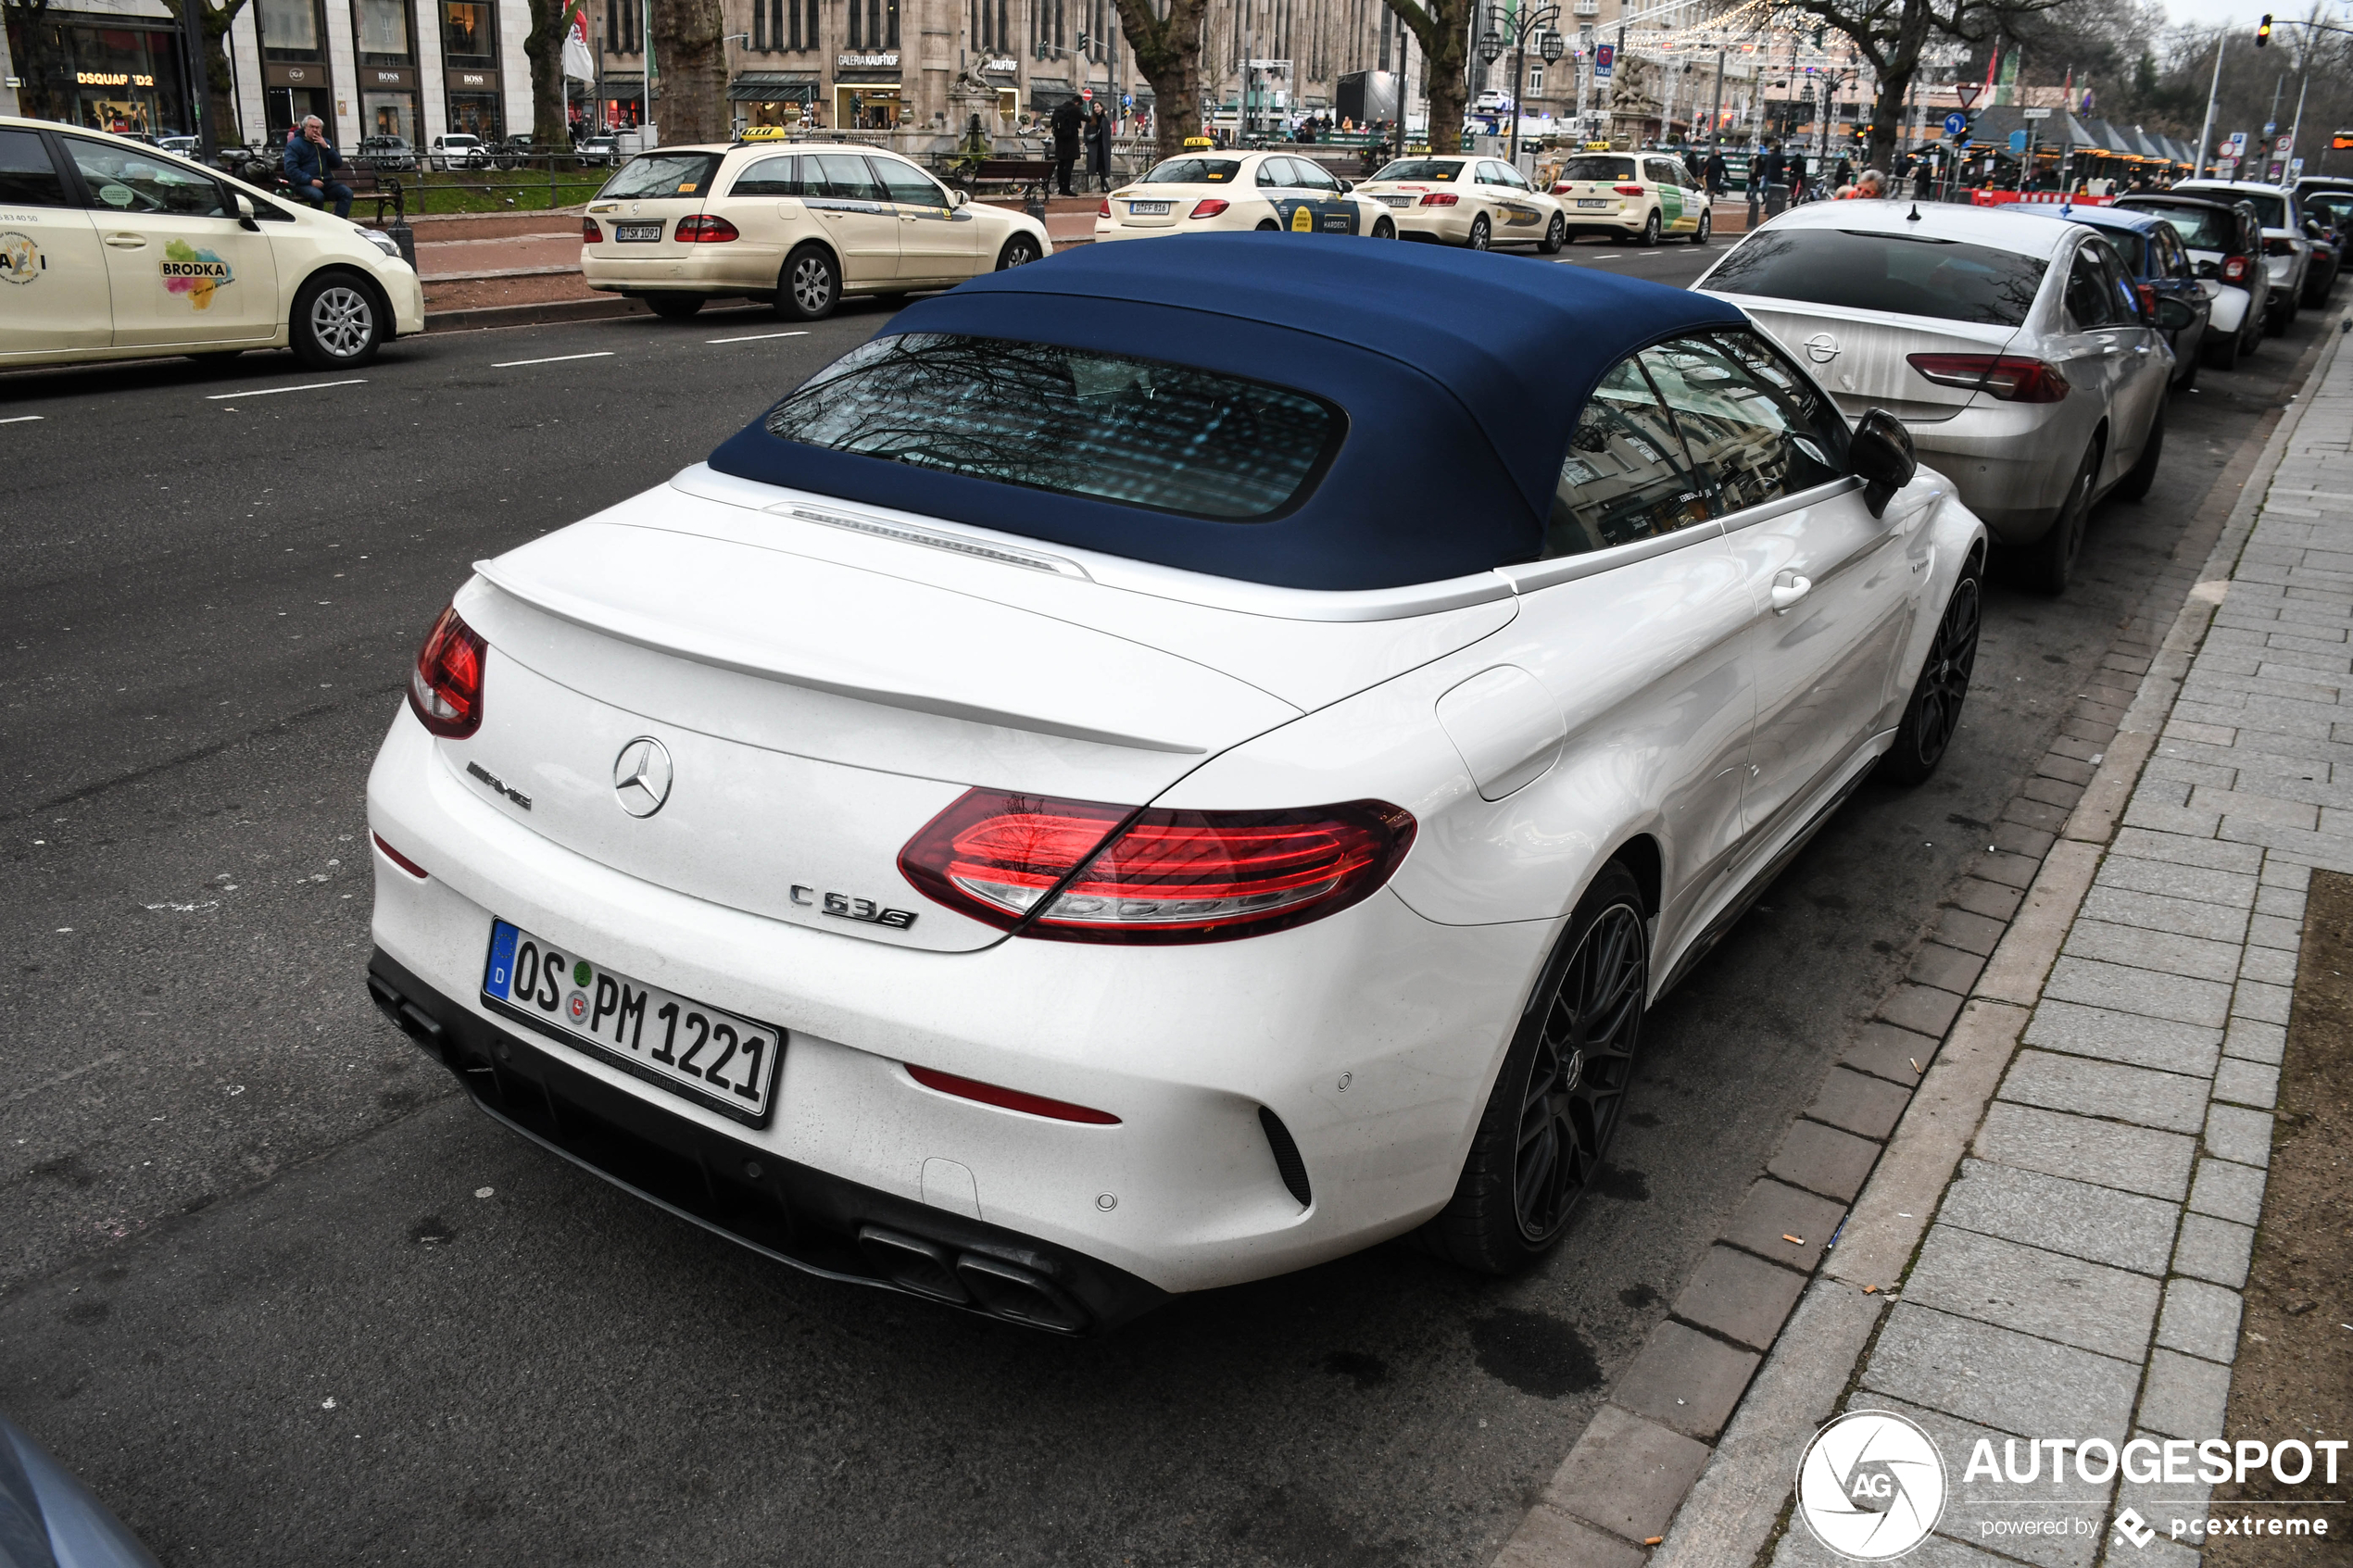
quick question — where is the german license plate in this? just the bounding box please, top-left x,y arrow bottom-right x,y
615,221 -> 663,242
1577,198 -> 1611,208
482,920 -> 783,1126
1377,194 -> 1414,207
1126,200 -> 1170,216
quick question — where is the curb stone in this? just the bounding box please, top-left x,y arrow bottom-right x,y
1488,313 -> 2348,1568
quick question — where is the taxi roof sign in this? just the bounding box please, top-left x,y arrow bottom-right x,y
736,125 -> 792,142
1183,135 -> 1214,148
2335,131 -> 2353,151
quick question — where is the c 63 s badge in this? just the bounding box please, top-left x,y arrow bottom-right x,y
0,232 -> 39,284
790,884 -> 918,930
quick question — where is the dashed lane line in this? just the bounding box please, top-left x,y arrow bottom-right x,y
707,330 -> 812,345
491,351 -> 617,368
0,414 -> 44,424
204,380 -> 367,401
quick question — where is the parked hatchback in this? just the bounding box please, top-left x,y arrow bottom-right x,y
2111,194 -> 2265,370
1697,199 -> 2168,593
2168,179 -> 2312,333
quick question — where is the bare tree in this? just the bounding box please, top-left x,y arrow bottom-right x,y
1110,0 -> 1216,162
151,0 -> 256,145
1783,0 -> 2061,175
521,0 -> 579,149
1378,0 -> 1473,153
650,0 -> 728,141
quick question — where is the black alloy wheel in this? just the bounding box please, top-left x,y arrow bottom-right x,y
1511,899 -> 1646,1242
1467,212 -> 1492,250
1417,860 -> 1649,1273
1882,566 -> 1982,785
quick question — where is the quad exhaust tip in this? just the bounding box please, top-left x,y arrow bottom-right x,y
856,1225 -> 1090,1335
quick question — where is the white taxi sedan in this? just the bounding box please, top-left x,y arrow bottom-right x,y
1548,150 -> 1712,247
1093,151 -> 1393,243
1355,155 -> 1567,252
0,117 -> 423,370
582,141 -> 1051,321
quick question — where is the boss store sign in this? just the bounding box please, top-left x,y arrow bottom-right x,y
364,67 -> 418,88
447,68 -> 500,91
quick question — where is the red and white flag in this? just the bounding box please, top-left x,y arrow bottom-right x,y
563,0 -> 595,82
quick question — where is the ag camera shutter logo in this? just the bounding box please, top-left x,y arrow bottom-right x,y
1796,1411 -> 1948,1560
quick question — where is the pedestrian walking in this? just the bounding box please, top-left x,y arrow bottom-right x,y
1086,102 -> 1114,193
1051,96 -> 1084,196
1757,139 -> 1787,219
1786,149 -> 1806,205
1705,145 -> 1727,197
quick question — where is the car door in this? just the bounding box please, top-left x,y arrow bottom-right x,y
1645,157 -> 1693,232
717,151 -> 810,287
805,152 -> 900,284
0,127 -> 113,358
58,134 -> 280,348
2048,239 -> 2133,481
1491,351 -> 1756,951
1643,329 -> 1915,840
1285,157 -> 1362,233
1478,160 -> 1547,244
2090,239 -> 2165,480
869,153 -> 980,281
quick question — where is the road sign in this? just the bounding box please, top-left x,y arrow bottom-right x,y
2292,156 -> 2306,176
2021,107 -> 2051,119
2229,131 -> 2248,152
1944,111 -> 1968,136
2008,129 -> 2028,154
2278,134 -> 2295,152
1593,43 -> 1614,79
1955,82 -> 1982,109
2265,119 -> 2278,136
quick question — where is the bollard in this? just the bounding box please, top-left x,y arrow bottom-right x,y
385,220 -> 417,269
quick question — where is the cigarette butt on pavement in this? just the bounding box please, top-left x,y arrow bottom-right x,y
1909,1058 -> 1923,1074
1644,1537 -> 1664,1547
1865,1284 -> 1877,1294
1783,1234 -> 1806,1246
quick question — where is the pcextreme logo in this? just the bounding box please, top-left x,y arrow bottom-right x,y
1797,1411 -> 1947,1560
160,238 -> 233,308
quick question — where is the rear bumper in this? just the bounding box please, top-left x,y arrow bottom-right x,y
1906,398 -> 2088,546
367,947 -> 1167,1333
582,249 -> 780,295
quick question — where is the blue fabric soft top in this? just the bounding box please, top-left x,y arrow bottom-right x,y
707,232 -> 1744,590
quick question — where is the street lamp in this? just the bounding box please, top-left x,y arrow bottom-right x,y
1478,3 -> 1561,167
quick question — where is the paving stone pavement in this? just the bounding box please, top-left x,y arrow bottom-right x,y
1751,333 -> 2353,1565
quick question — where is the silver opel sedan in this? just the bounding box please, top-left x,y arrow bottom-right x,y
1695,200 -> 2170,593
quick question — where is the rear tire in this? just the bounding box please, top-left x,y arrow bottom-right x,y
1691,207 -> 1712,245
1538,212 -> 1565,254
1372,216 -> 1396,240
1637,207 -> 1661,246
2116,404 -> 2163,502
1467,212 -> 1491,250
646,293 -> 705,320
1255,219 -> 1281,231
1418,861 -> 1648,1274
2024,443 -> 2099,596
1881,561 -> 1982,785
776,244 -> 839,320
289,272 -> 384,369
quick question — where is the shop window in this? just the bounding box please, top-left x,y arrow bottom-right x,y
355,0 -> 410,60
259,0 -> 323,57
442,0 -> 494,64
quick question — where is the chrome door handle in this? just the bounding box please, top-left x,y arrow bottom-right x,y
105,234 -> 147,248
1770,573 -> 1813,613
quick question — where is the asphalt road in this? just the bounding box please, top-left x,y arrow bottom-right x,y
0,240 -> 2329,1568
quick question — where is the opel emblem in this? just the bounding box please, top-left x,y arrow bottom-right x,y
612,736 -> 673,818
1803,332 -> 1841,364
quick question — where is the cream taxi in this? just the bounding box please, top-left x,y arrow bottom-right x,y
1546,150 -> 1712,246
1093,151 -> 1394,244
0,116 -> 423,370
1354,155 -> 1568,252
582,141 -> 1051,321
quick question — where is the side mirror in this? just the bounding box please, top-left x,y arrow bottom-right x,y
2307,219 -> 2325,239
2195,257 -> 2221,280
1339,178 -> 1354,193
950,187 -> 969,207
2156,296 -> 2197,330
234,192 -> 260,232
1851,408 -> 1917,518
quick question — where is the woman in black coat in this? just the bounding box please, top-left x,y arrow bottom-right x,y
1086,104 -> 1114,192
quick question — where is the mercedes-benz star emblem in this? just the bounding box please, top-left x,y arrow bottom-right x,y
612,736 -> 673,818
1803,332 -> 1841,364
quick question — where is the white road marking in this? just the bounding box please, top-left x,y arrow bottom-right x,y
491,351 -> 616,368
0,414 -> 44,424
707,330 -> 812,344
206,380 -> 367,400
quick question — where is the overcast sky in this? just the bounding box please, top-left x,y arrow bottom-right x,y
2164,0 -> 2332,30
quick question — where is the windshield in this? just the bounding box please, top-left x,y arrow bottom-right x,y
2126,203 -> 2236,251
2305,193 -> 2353,223
765,334 -> 1343,521
1369,158 -> 1465,182
598,152 -> 722,199
2185,188 -> 2287,227
443,134 -> 478,146
1141,157 -> 1242,184
1705,227 -> 2049,326
1557,156 -> 1637,182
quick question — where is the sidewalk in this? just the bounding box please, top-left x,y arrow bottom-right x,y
1649,324 -> 2353,1567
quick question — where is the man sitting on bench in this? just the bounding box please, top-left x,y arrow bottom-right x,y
284,116 -> 354,219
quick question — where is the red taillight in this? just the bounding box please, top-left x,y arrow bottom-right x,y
1906,353 -> 2071,404
408,605 -> 486,738
1549,182 -> 1572,194
1420,192 -> 1459,207
2136,282 -> 2158,318
1615,183 -> 1646,196
1189,197 -> 1229,220
1098,196 -> 1111,217
898,788 -> 1416,944
2223,255 -> 2250,282
675,214 -> 739,243
905,1064 -> 1120,1124
581,216 -> 600,243
372,832 -> 429,880
2265,235 -> 2296,257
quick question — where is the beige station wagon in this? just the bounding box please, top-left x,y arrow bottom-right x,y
582,140 -> 1052,321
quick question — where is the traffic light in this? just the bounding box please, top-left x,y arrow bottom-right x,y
2258,13 -> 2273,46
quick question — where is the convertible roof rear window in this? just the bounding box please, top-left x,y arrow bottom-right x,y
762,333 -> 1343,521
1705,227 -> 2048,326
